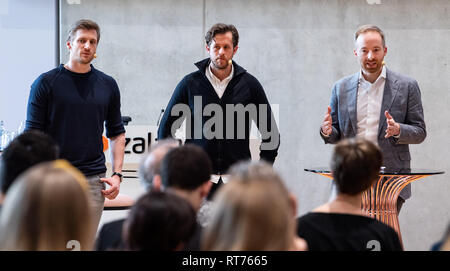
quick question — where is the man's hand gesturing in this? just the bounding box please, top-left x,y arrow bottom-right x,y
321,106 -> 332,136
384,110 -> 401,138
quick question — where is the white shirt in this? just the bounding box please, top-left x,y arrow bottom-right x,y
205,63 -> 234,99
356,65 -> 387,145
211,174 -> 230,184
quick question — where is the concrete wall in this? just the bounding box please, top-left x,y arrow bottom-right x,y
61,0 -> 450,250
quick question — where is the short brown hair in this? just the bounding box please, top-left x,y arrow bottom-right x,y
67,19 -> 101,43
205,23 -> 239,48
331,138 -> 382,195
355,24 -> 385,47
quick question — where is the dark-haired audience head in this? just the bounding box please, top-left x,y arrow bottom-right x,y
160,144 -> 212,211
0,130 -> 59,202
123,191 -> 196,251
331,138 -> 382,195
138,139 -> 179,191
202,161 -> 306,251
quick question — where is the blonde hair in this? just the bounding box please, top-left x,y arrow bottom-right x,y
202,161 -> 296,250
0,160 -> 93,251
355,24 -> 386,47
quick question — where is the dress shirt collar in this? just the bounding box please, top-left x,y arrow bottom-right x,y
359,65 -> 387,85
207,62 -> 234,84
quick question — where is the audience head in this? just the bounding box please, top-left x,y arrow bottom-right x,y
0,130 -> 59,198
331,138 -> 382,195
123,191 -> 196,251
202,161 -> 302,251
138,139 -> 179,191
0,160 -> 93,250
160,144 -> 212,211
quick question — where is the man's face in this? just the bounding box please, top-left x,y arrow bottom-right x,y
206,31 -> 238,70
67,29 -> 98,65
354,31 -> 387,75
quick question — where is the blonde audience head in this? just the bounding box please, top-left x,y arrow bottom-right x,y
0,160 -> 93,251
202,161 -> 306,251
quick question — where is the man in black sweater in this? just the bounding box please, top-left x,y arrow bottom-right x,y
25,20 -> 126,233
158,23 -> 280,198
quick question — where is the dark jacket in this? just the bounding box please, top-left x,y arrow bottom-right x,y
158,58 -> 279,174
95,218 -> 125,251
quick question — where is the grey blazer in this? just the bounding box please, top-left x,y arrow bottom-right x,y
321,68 -> 426,200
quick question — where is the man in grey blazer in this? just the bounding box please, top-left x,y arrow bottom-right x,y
320,25 -> 426,213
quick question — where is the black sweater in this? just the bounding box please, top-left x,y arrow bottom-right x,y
25,64 -> 125,176
158,58 -> 279,174
297,213 -> 403,251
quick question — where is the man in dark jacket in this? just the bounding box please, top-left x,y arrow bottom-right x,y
158,23 -> 280,198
